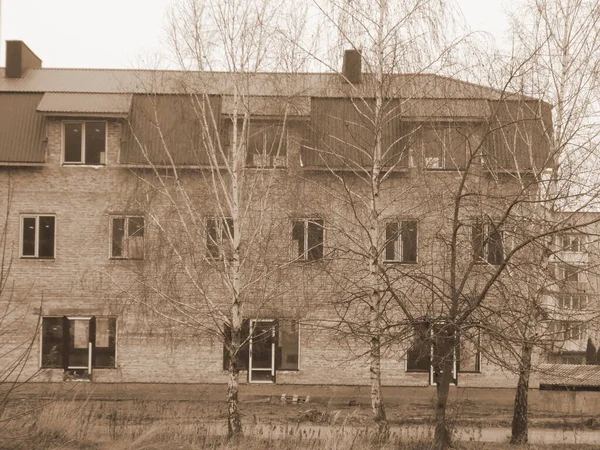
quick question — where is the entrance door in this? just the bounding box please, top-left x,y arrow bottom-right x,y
429,324 -> 457,385
248,320 -> 276,383
67,317 -> 92,377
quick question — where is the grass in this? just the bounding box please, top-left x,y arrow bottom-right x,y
1,392 -> 600,449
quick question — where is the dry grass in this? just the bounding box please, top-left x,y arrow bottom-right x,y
0,395 -> 599,450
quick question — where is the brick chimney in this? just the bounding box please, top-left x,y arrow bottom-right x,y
342,49 -> 362,84
5,41 -> 42,78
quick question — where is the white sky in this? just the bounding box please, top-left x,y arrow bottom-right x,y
0,0 -> 518,70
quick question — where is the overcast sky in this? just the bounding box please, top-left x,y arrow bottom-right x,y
0,0 -> 516,70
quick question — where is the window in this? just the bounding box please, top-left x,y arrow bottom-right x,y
472,220 -> 503,265
406,323 -> 481,374
223,319 -> 300,371
63,121 -> 106,165
246,122 -> 287,168
41,316 -> 116,370
420,125 -> 469,170
560,234 -> 585,252
292,219 -> 324,261
556,265 -> 580,282
206,218 -> 234,259
562,322 -> 584,341
558,294 -> 587,310
385,220 -> 417,263
406,322 -> 431,372
111,216 -> 144,259
21,215 -> 55,259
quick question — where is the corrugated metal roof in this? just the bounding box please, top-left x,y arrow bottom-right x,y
540,363 -> 600,387
0,93 -> 45,163
37,93 -> 132,115
0,67 -> 522,102
120,94 -> 222,165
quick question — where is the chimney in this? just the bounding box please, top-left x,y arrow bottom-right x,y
342,49 -> 361,84
5,41 -> 42,78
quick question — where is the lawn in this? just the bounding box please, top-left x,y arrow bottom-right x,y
1,384 -> 599,449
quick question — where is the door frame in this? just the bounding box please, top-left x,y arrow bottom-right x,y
248,319 -> 276,383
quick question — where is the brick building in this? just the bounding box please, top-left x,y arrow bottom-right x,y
2,40 -> 587,389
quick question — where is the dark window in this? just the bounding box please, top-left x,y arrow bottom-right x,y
111,216 -> 144,259
246,123 -> 287,167
385,220 -> 417,263
41,317 -> 64,368
94,317 -> 117,368
276,320 -> 299,371
472,220 -> 503,265
64,121 -> 106,165
21,215 -> 55,258
292,219 -> 324,261
223,320 -> 250,370
206,218 -> 234,259
407,323 -> 431,372
561,234 -> 584,252
223,319 -> 300,371
41,316 -> 116,370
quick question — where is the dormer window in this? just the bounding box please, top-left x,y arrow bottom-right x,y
63,121 -> 106,165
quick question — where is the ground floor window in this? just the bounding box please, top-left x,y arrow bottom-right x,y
223,319 -> 299,382
406,322 -> 481,382
41,316 -> 116,375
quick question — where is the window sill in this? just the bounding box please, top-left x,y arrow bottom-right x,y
21,256 -> 55,260
245,165 -> 287,170
109,257 -> 144,261
405,370 -> 429,373
62,164 -> 106,168
457,371 -> 481,374
383,260 -> 418,265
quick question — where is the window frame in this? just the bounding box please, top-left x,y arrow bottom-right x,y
245,121 -> 288,168
558,293 -> 587,310
560,234 -> 586,252
40,315 -> 117,370
384,219 -> 418,264
291,218 -> 325,262
471,219 -> 504,265
109,215 -> 145,260
20,214 -> 56,259
62,120 -> 108,166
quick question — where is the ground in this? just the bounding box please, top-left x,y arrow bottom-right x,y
1,383 -> 599,449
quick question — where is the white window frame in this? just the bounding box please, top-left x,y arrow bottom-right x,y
384,219 -> 418,264
246,122 -> 288,168
560,234 -> 586,252
20,214 -> 56,259
62,120 -> 108,166
291,218 -> 324,261
472,220 -> 504,265
109,215 -> 145,260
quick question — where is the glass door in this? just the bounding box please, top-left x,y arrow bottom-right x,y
248,320 -> 276,383
67,317 -> 92,377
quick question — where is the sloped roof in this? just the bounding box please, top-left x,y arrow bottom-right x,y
37,93 -> 132,116
0,67 -> 520,102
0,93 -> 45,163
540,363 -> 600,387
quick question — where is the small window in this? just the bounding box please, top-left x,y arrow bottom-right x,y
562,322 -> 584,341
560,234 -> 585,252
557,265 -> 580,282
385,220 -> 417,263
558,294 -> 587,310
111,216 -> 144,259
246,123 -> 287,168
21,215 -> 55,259
206,217 -> 234,259
41,316 -> 117,369
472,220 -> 503,265
292,219 -> 324,261
63,121 -> 107,165
406,323 -> 431,372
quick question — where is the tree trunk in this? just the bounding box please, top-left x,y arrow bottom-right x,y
433,351 -> 453,450
226,317 -> 242,438
370,332 -> 388,439
511,340 -> 532,445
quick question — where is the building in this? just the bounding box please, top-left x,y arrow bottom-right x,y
2,40 -> 581,389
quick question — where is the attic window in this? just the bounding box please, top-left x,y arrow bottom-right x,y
63,121 -> 106,165
246,123 -> 287,168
